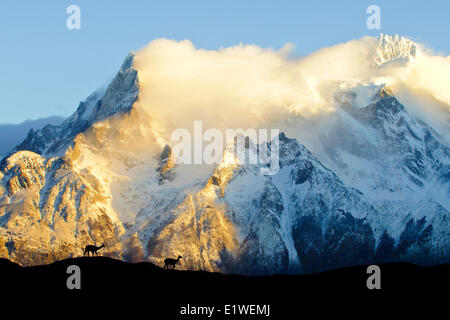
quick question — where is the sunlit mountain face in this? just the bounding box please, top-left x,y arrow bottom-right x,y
0,34 -> 449,274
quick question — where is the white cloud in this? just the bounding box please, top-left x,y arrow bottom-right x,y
132,36 -> 449,141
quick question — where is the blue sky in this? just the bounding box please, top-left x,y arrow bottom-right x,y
0,0 -> 449,124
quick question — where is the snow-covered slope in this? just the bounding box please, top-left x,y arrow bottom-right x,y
315,86 -> 450,207
0,35 -> 449,273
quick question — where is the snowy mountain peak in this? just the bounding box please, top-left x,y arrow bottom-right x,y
9,53 -> 140,157
372,34 -> 416,67
366,86 -> 406,118
121,51 -> 135,71
369,86 -> 398,105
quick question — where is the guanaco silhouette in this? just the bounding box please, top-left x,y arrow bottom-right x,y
164,255 -> 182,269
83,244 -> 105,256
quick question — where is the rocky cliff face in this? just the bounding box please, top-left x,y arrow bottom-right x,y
0,151 -> 124,266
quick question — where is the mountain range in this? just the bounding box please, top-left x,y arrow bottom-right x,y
0,34 -> 448,274
0,116 -> 64,157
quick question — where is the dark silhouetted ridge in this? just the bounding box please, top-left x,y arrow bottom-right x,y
0,257 -> 447,318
